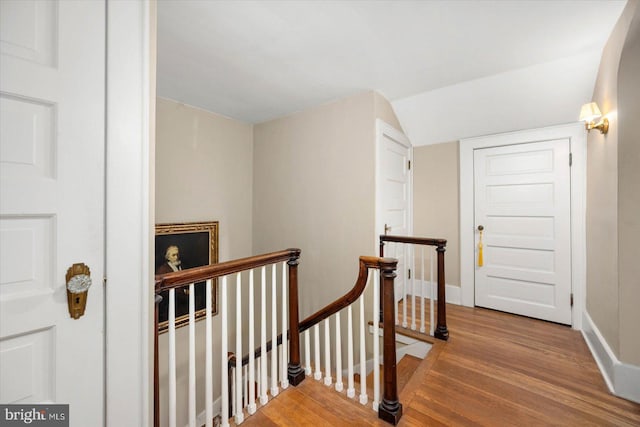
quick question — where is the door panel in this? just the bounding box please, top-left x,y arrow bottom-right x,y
377,121 -> 412,303
0,1 -> 105,423
474,139 -> 572,324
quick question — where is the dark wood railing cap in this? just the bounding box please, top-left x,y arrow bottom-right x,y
380,235 -> 447,247
155,248 -> 301,291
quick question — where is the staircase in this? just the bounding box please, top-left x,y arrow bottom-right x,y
154,237 -> 449,427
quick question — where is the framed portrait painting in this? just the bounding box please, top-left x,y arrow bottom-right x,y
155,221 -> 219,332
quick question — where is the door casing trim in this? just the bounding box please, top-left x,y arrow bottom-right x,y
459,122 -> 586,329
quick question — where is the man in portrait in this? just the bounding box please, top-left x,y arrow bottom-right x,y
156,244 -> 183,274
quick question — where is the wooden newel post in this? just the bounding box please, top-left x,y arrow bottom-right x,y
287,249 -> 305,386
378,239 -> 385,323
379,258 -> 403,425
434,244 -> 449,340
154,293 -> 162,427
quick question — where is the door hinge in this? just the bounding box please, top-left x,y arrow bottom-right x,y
407,160 -> 411,170
408,268 -> 411,279
103,276 -> 107,286
570,293 -> 574,307
569,153 -> 573,166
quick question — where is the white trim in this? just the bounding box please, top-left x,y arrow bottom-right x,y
405,281 -> 461,306
106,1 -> 153,425
459,123 -> 587,329
194,396 -> 222,427
375,119 -> 413,249
582,311 -> 640,404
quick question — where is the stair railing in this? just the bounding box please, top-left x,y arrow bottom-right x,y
297,256 -> 402,424
154,248 -> 303,427
155,250 -> 402,426
379,235 -> 449,341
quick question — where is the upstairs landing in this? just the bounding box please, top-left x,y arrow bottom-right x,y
235,303 -> 640,426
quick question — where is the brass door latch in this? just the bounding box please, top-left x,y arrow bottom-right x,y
66,263 -> 92,319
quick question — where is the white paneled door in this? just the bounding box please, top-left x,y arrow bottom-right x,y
474,139 -> 572,324
0,1 -> 105,424
376,120 -> 412,302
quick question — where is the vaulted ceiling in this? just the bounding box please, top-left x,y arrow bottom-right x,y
157,0 -> 627,126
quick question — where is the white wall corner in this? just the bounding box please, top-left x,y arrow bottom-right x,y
582,311 -> 640,404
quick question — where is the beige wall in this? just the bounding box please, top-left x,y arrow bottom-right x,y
374,91 -> 402,131
253,91 -> 378,318
617,3 -> 640,366
156,97 -> 254,259
586,0 -> 640,365
155,97 -> 253,426
412,142 -> 460,287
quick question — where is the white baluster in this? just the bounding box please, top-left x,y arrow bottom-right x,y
335,312 -> 343,392
373,271 -> 380,411
260,266 -> 268,405
188,283 -> 196,427
304,329 -> 311,376
346,305 -> 355,398
248,270 -> 256,414
168,288 -> 176,427
235,274 -> 244,424
270,265 -> 279,397
281,262 -> 289,389
205,279 -> 213,427
243,365 -> 248,408
392,243 -> 399,326
314,324 -> 322,380
324,318 -> 332,385
411,245 -> 417,331
256,357 -> 261,406
358,292 -> 368,405
402,244 -> 408,328
430,247 -> 435,336
420,246 -> 426,333
230,368 -> 236,420
220,277 -> 229,427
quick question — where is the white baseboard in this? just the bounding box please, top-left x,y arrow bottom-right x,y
193,396 -> 221,427
582,311 -> 640,404
404,280 -> 461,305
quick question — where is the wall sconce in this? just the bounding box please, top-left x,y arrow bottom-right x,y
579,102 -> 609,134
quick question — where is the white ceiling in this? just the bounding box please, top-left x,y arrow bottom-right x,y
157,0 -> 627,125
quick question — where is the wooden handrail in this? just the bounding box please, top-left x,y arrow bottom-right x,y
298,256 -> 397,333
225,256 -> 392,366
379,235 -> 449,341
155,248 -> 301,291
379,234 -> 446,247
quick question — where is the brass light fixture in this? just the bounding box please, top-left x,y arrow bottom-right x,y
579,102 -> 609,134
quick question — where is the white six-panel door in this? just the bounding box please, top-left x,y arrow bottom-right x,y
0,1 -> 105,424
474,139 -> 572,324
376,119 -> 412,302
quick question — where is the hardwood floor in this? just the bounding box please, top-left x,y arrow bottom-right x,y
240,303 -> 640,426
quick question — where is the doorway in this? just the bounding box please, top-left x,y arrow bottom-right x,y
375,119 -> 413,302
460,123 -> 587,329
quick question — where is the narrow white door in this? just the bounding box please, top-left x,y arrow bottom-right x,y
376,120 -> 412,302
0,1 -> 105,424
474,139 -> 572,324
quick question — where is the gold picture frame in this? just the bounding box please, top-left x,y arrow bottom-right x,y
155,221 -> 219,332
